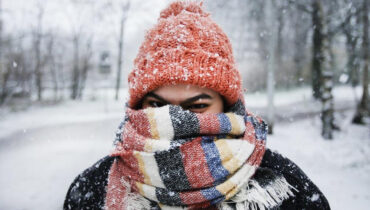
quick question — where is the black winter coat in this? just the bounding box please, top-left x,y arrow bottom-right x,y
64,149 -> 330,210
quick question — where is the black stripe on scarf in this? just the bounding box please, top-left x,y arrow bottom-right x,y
154,147 -> 192,191
227,99 -> 246,115
245,116 -> 268,141
169,105 -> 200,139
155,188 -> 184,206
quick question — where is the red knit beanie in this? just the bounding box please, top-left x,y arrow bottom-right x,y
128,1 -> 242,108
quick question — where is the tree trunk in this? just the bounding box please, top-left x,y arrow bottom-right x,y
35,36 -> 42,101
344,17 -> 360,86
353,0 -> 369,124
292,11 -> 309,87
34,5 -> 44,101
276,6 -> 285,88
0,0 -> 4,105
115,2 -> 130,101
115,14 -> 125,100
321,72 -> 335,139
71,36 -> 80,100
266,0 -> 277,134
0,64 -> 10,105
78,57 -> 89,99
345,32 -> 360,86
78,40 -> 92,99
311,0 -> 325,99
47,36 -> 59,102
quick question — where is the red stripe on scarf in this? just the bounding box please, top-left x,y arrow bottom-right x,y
246,142 -> 266,166
180,137 -> 215,189
105,160 -> 128,209
127,109 -> 152,138
179,190 -> 209,206
197,114 -> 220,134
119,123 -> 146,151
244,121 -> 257,144
112,150 -> 145,184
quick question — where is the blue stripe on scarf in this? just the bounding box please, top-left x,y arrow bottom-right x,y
201,187 -> 224,204
201,136 -> 229,185
210,195 -> 225,205
245,116 -> 267,141
218,114 -> 232,134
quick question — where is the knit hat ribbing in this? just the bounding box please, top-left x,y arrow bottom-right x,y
128,1 -> 242,108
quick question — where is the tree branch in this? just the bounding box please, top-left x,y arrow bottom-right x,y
327,5 -> 361,38
287,0 -> 313,14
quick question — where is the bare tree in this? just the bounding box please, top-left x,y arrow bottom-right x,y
0,37 -> 29,105
67,0 -> 96,100
0,2 -> 30,105
70,34 -> 80,100
353,0 -> 369,124
266,0 -> 279,134
310,0 -> 326,99
33,4 -> 46,101
0,53 -> 11,105
288,0 -> 341,99
77,37 -> 93,99
341,0 -> 361,86
0,0 -> 4,104
15,41 -> 30,99
45,33 -> 59,101
115,1 -> 130,100
291,10 -> 310,86
70,32 -> 94,100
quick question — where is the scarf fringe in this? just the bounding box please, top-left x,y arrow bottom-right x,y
218,176 -> 297,210
119,175 -> 295,210
120,178 -> 152,210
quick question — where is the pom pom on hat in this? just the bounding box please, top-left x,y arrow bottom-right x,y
128,1 -> 242,108
159,1 -> 208,18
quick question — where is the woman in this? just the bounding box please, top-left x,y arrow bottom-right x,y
64,2 -> 330,209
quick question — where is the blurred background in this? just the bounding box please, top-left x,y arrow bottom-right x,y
0,0 -> 369,209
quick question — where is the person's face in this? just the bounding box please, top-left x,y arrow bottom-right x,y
141,84 -> 224,113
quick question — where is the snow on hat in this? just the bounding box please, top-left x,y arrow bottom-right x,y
128,1 -> 242,108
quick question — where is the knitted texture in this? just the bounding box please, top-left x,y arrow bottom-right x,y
105,101 -> 267,209
128,1 -> 242,108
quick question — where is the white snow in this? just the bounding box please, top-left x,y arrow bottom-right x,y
268,110 -> 370,210
0,86 -> 369,210
311,194 -> 320,202
0,89 -> 128,140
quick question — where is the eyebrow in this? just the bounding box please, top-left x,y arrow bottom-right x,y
144,92 -> 212,106
145,92 -> 170,104
180,94 -> 212,106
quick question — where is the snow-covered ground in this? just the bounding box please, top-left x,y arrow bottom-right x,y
0,86 -> 369,210
268,111 -> 370,210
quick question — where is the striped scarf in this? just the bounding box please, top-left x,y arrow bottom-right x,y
105,101 -> 272,209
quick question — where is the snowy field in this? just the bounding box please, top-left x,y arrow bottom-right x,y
0,86 -> 369,210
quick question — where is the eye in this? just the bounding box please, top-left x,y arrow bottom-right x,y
186,103 -> 209,110
148,101 -> 166,108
